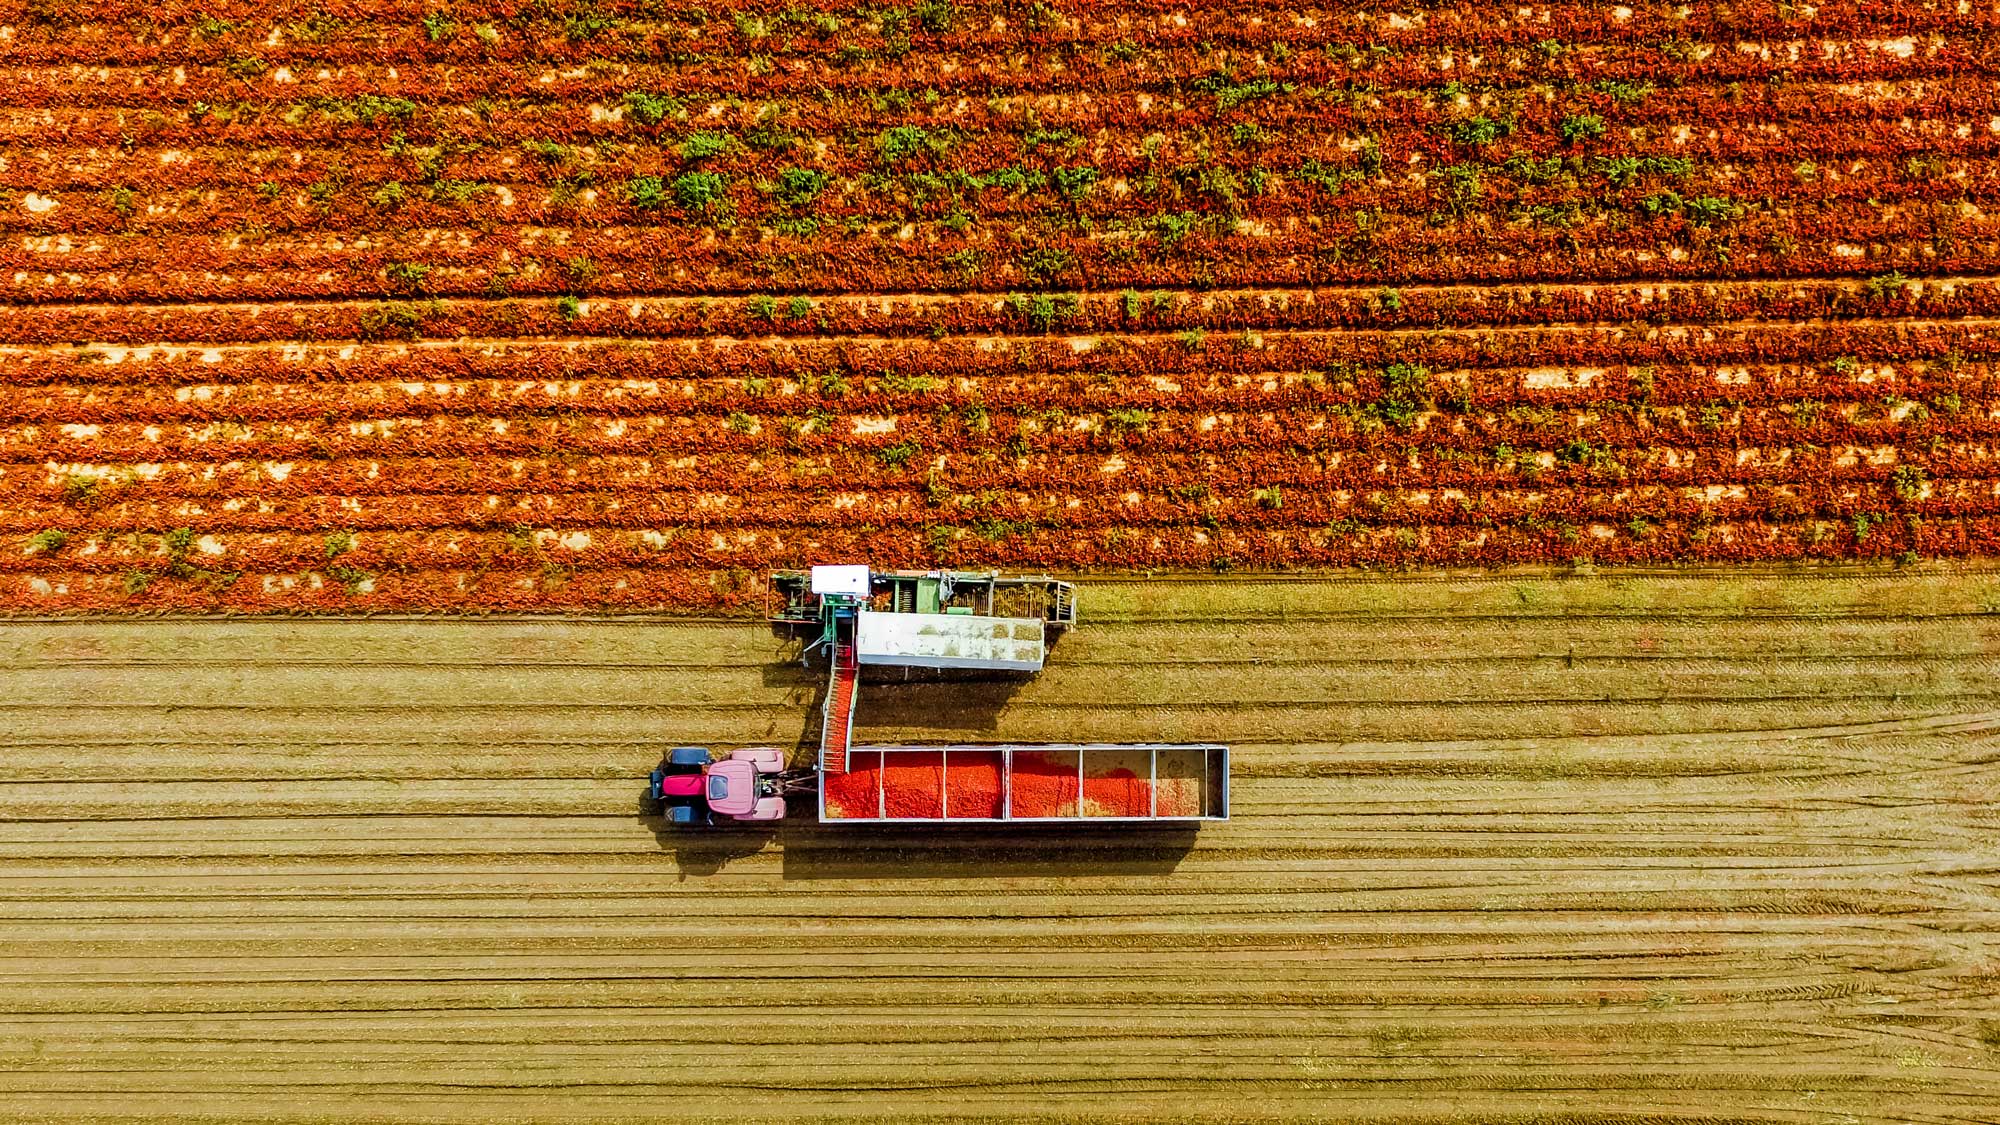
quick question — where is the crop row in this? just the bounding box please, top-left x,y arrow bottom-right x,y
9,153 -> 1989,227
0,512 -> 1965,571
0,422 -> 1984,480
35,0 -> 2000,34
5,508 -> 1985,613
1,376 -> 1990,428
4,355 -> 1981,403
0,302 -> 1990,361
2,171 -> 1990,244
5,212 -> 1986,294
10,353 -> 1859,397
5,57 -> 1991,116
4,146 -> 1990,214
6,361 -> 1995,421
0,239 -> 1989,308
7,280 -> 1996,361
0,35 -> 1984,98
25,0 -> 1997,46
6,100 -> 1992,171
1,468 -> 1987,531
13,443 -> 1999,497
3,136 -> 1984,214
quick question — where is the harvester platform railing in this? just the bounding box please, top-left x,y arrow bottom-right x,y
1051,582 -> 1077,628
821,638 -> 859,774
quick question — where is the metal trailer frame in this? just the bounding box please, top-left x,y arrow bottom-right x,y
816,743 -> 1230,824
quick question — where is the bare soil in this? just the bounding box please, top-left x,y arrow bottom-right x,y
1,568 -> 1997,1122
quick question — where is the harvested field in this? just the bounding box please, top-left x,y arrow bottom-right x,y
3,571 -> 1999,1122
7,5 -> 2000,612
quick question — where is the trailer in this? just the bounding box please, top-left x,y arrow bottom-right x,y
818,743 -> 1229,822
648,566 -> 1230,826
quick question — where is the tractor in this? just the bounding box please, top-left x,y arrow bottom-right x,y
649,747 -> 817,825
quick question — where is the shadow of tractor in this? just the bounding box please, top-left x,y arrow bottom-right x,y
634,786 -> 779,880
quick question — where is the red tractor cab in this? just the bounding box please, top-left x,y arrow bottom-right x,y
650,747 -> 802,824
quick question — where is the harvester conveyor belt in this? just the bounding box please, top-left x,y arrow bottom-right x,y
821,641 -> 859,774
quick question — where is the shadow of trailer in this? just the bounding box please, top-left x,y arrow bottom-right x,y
777,821 -> 1203,880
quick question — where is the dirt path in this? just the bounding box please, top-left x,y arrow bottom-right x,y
1,570 -> 1997,1122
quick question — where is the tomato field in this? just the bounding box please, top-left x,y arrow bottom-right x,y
3,1 -> 1999,611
